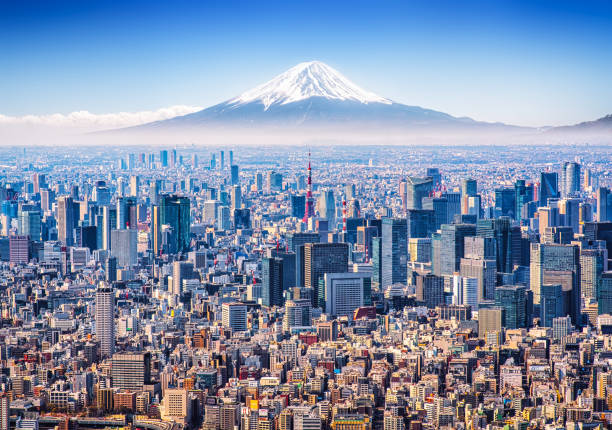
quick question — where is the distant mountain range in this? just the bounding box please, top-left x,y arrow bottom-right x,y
120,61 -> 610,137
547,114 -> 612,135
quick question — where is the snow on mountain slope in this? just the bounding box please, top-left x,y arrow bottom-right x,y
227,61 -> 392,109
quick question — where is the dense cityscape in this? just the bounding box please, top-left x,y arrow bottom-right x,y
0,143 -> 609,430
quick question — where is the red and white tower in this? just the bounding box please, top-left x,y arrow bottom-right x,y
303,152 -> 315,223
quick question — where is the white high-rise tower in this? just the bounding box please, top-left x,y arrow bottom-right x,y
96,286 -> 115,358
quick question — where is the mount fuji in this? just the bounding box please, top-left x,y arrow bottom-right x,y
132,61 -> 524,133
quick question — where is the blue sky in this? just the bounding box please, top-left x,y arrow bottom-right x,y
2,0 -> 612,126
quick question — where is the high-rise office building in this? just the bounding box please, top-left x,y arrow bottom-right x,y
111,352 -> 151,391
476,217 -> 520,274
217,205 -> 231,231
426,167 -> 441,186
9,235 -> 29,264
230,185 -> 241,211
461,178 -> 478,215
291,195 -> 306,218
460,257 -> 496,302
160,195 -> 191,253
96,286 -> 115,358
371,236 -> 382,288
422,197 -> 448,230
381,218 -> 408,287
478,307 -> 505,338
495,285 -> 532,329
172,261 -> 195,296
283,299 -> 312,331
303,243 -> 349,308
57,196 -> 75,246
597,187 -> 611,222
407,209 -> 435,239
230,165 -> 239,185
561,161 -> 581,197
271,249 -> 296,291
129,175 -> 140,198
598,273 -> 612,315
405,177 -> 433,210
234,208 -> 251,230
318,190 -> 336,225
262,257 -> 284,307
495,188 -> 516,218
540,284 -> 564,328
539,172 -> 559,206
0,394 -> 9,430
159,150 -> 168,167
18,208 -> 41,241
439,224 -> 476,276
324,272 -> 371,316
416,273 -> 444,308
287,232 -> 320,288
408,238 -> 432,263
530,243 -> 581,326
110,229 -> 137,267
222,303 -> 247,332
514,179 -> 534,222
580,248 -> 608,299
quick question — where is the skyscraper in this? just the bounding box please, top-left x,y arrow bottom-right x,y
0,394 -> 9,430
580,248 -> 608,299
596,187 -> 611,222
230,185 -> 241,212
540,284 -> 564,328
494,188 -> 516,218
222,302 -> 247,332
422,197 -> 448,230
262,257 -> 284,307
160,195 -> 191,253
291,195 -> 306,218
111,352 -> 151,391
57,196 -> 75,246
476,217 -> 519,274
324,272 -> 371,316
460,257 -> 496,302
18,207 -> 41,241
439,224 -> 476,276
530,243 -> 581,326
598,273 -> 612,315
371,236 -> 382,288
110,229 -> 137,267
381,218 -> 408,287
539,172 -> 559,206
461,178 -> 477,215
561,161 -> 581,197
304,243 -> 349,308
407,209 -> 435,239
96,286 -> 115,358
172,261 -> 195,296
416,273 -> 444,308
318,190 -> 335,225
405,177 -> 433,210
495,285 -> 532,329
230,165 -> 239,185
514,179 -> 534,222
287,232 -> 320,287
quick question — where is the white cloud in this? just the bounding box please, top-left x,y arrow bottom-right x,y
0,105 -> 202,130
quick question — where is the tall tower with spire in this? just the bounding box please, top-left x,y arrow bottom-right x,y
303,152 -> 315,223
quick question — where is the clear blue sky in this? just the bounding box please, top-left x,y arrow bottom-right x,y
2,0 -> 611,126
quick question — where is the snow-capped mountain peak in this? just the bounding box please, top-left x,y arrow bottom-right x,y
228,61 -> 392,110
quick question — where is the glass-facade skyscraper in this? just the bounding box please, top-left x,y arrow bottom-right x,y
160,195 -> 191,253
381,218 -> 407,287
